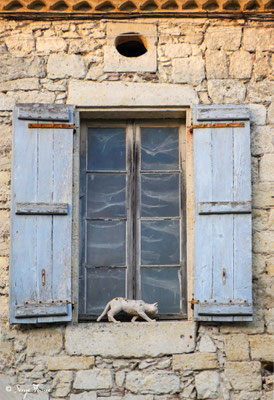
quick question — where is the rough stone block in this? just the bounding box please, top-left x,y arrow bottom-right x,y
70,392 -> 97,400
0,55 -> 46,82
47,54 -> 86,79
224,334 -> 249,361
195,371 -> 220,399
233,391 -> 262,400
224,361 -> 262,391
208,80 -> 246,103
0,78 -> 40,91
253,231 -> 274,254
229,50 -> 253,79
123,396 -> 153,400
242,28 -> 274,51
205,50 -> 229,79
249,104 -> 266,126
247,81 -> 274,103
48,356 -> 95,370
74,369 -> 112,390
53,370 -> 73,397
205,27 -> 242,50
253,182 -> 274,209
254,53 -> 270,81
66,322 -> 195,358
125,371 -> 180,394
260,154 -> 274,181
173,353 -> 218,370
5,34 -> 34,56
265,309 -> 274,334
27,328 -> 63,356
172,56 -> 205,85
250,335 -> 274,362
165,43 -> 192,58
67,81 -> 198,107
198,335 -> 216,353
268,102 -> 274,124
36,37 -> 68,53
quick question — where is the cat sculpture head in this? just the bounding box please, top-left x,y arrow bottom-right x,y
146,302 -> 158,315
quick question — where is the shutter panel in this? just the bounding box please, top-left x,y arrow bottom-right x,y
10,103 -> 75,324
193,105 -> 252,322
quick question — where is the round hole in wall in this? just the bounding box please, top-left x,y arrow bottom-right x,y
115,32 -> 148,58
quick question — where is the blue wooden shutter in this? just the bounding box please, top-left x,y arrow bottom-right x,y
193,105 -> 252,322
10,103 -> 75,324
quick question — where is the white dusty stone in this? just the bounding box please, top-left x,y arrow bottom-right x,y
247,81 -> 274,103
70,392 -> 97,400
205,50 -> 229,79
0,56 -> 46,81
229,50 -> 253,79
165,43 -> 192,58
195,371 -> 220,399
47,54 -> 86,79
86,66 -> 104,80
0,90 -> 55,111
251,125 -> 274,156
23,394 -> 49,400
254,53 -> 270,81
249,104 -> 267,126
260,154 -> 274,182
123,395 -> 153,400
233,391 -> 262,400
242,28 -> 274,52
173,353 -> 218,370
208,80 -> 246,103
250,335 -> 274,362
36,37 -> 68,53
0,78 -> 40,91
67,81 -> 198,107
125,371 -> 180,394
224,334 -> 249,361
265,309 -> 274,334
74,369 -> 112,390
66,322 -> 195,358
5,34 -> 34,56
205,27 -> 242,50
198,335 -> 217,353
224,361 -> 262,391
253,231 -> 274,254
172,56 -> 205,85
115,371 -> 125,387
268,102 -> 274,124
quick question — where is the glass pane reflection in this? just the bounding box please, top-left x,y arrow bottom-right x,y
141,267 -> 181,314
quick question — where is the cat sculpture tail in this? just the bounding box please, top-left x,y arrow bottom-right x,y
97,301 -> 111,322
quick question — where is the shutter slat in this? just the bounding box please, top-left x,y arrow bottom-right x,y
10,103 -> 74,324
193,105 -> 252,322
18,103 -> 70,121
198,201 -> 251,214
16,202 -> 68,215
15,303 -> 69,318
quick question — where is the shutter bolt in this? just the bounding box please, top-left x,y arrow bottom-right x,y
229,300 -> 232,303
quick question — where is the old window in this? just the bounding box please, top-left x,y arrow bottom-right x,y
79,120 -> 187,320
9,103 -> 253,324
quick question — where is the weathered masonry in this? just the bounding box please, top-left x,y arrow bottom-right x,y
0,3 -> 273,400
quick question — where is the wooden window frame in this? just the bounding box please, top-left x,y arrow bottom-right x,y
72,108 -> 194,323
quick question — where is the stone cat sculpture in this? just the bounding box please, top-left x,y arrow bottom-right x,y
97,297 -> 158,323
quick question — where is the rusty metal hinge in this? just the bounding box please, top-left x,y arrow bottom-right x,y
190,298 -> 199,310
28,123 -> 77,130
188,122 -> 245,134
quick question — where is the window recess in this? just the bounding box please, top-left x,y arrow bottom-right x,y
79,120 -> 187,320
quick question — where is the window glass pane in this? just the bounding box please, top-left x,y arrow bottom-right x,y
141,173 -> 180,217
87,174 -> 126,218
141,220 -> 180,265
86,268 -> 125,315
88,128 -> 126,171
87,221 -> 126,266
141,267 -> 181,314
141,127 -> 179,171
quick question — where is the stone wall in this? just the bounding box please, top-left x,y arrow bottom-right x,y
0,17 -> 273,400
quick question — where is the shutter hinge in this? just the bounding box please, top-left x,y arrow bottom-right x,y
188,122 -> 245,134
28,123 -> 77,131
190,298 -> 199,310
